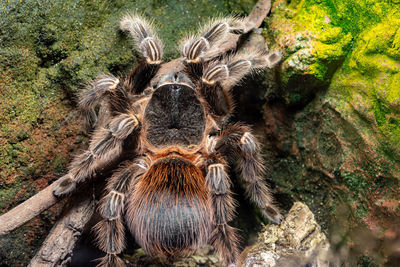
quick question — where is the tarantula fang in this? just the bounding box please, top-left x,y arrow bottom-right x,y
51,13 -> 283,266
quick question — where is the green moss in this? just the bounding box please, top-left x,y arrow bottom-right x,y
300,0 -> 389,37
268,0 -> 400,109
0,183 -> 22,211
267,0 -> 352,106
349,18 -> 400,75
266,1 -> 400,265
53,155 -> 66,176
328,15 -> 400,157
357,256 -> 379,267
388,73 -> 400,103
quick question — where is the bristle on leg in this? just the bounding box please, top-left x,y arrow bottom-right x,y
202,49 -> 282,88
180,18 -> 244,62
205,161 -> 240,265
120,13 -> 163,64
94,161 -> 147,267
96,253 -> 126,267
213,124 -> 283,224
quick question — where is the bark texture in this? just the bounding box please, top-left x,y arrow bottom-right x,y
0,183 -> 59,236
28,193 -> 95,267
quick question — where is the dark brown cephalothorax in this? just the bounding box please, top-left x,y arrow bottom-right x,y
144,82 -> 206,148
51,13 -> 283,266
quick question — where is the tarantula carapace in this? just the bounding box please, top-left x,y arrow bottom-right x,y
51,13 -> 283,266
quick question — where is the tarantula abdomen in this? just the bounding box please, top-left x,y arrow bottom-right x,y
127,157 -> 213,258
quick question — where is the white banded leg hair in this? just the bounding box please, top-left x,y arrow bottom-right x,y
202,49 -> 282,88
53,113 -> 140,197
93,159 -> 148,267
213,124 -> 282,224
78,75 -> 123,130
180,18 -> 244,63
239,131 -> 282,224
120,13 -> 163,64
205,160 -> 239,266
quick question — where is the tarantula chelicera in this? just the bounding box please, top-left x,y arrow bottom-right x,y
51,13 -> 282,266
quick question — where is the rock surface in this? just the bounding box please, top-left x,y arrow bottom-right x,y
238,202 -> 332,267
263,0 -> 400,265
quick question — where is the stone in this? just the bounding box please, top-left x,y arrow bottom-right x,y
238,202 -> 334,267
263,0 -> 400,265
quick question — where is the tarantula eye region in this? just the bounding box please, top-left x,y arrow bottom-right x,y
157,72 -> 194,88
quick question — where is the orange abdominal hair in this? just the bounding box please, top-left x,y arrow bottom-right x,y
126,156 -> 213,258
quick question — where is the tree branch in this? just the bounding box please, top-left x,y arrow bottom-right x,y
0,182 -> 60,236
28,192 -> 95,267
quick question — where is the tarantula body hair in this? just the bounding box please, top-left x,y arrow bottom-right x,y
9,6 -> 284,266
127,156 -> 213,258
142,80 -> 206,148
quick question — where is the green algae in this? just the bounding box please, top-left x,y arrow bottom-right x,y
266,0 -> 400,159
266,0 -> 352,107
329,14 -> 400,159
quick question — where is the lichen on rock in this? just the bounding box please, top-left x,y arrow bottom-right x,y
238,202 -> 333,267
264,0 -> 352,107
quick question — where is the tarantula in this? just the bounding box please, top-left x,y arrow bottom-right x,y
50,13 -> 283,266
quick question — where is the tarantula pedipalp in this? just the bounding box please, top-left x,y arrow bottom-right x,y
47,12 -> 283,266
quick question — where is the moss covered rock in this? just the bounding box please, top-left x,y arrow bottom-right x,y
264,0 -> 400,265
264,0 -> 352,107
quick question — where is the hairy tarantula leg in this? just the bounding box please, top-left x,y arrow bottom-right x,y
79,75 -> 120,111
94,160 -> 148,267
239,132 -> 283,224
124,59 -> 161,95
120,14 -> 163,94
198,50 -> 282,118
198,70 -> 234,118
202,49 -> 282,88
79,75 -> 132,130
181,18 -> 245,63
120,14 -> 163,64
205,161 -> 240,265
213,124 -> 283,224
53,113 -> 141,197
180,18 -> 243,81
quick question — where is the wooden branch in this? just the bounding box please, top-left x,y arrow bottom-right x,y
0,182 -> 61,236
246,0 -> 272,31
0,0 -> 272,238
28,193 -> 95,267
